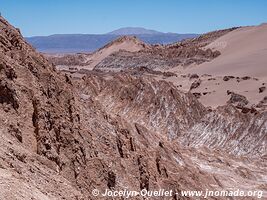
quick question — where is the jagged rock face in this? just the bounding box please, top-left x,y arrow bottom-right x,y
184,105 -> 267,157
257,96 -> 267,109
0,17 -> 266,200
80,73 -> 266,158
46,53 -> 88,66
94,46 -> 220,70
228,92 -> 249,107
81,74 -> 206,140
0,17 -> 85,199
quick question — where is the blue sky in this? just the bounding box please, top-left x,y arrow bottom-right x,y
1,0 -> 267,36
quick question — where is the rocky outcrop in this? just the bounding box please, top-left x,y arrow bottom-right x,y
94,46 -> 220,70
189,73 -> 199,79
259,86 -> 266,93
190,79 -> 201,90
80,72 -> 266,158
257,96 -> 267,109
46,53 -> 88,66
223,75 -> 235,81
227,92 -> 249,108
82,73 -> 206,140
183,105 -> 266,157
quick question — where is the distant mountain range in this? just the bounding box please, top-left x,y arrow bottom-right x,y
25,27 -> 199,53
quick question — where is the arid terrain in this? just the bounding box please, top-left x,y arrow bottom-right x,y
0,15 -> 266,200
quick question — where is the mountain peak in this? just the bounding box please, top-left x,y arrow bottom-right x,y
109,35 -> 143,44
107,27 -> 162,35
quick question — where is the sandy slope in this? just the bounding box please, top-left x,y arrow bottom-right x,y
190,76 -> 266,108
156,74 -> 266,108
162,23 -> 267,108
52,36 -> 148,71
84,36 -> 148,70
186,23 -> 267,79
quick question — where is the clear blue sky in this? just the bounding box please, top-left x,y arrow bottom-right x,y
1,0 -> 267,36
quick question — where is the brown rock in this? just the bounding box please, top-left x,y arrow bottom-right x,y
189,73 -> 199,79
223,75 -> 235,81
259,86 -> 266,93
227,92 -> 249,107
192,92 -> 202,98
190,79 -> 201,90
241,76 -> 251,80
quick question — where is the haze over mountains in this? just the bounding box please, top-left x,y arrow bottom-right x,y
25,27 -> 198,53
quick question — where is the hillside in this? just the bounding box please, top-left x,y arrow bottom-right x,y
95,28 -> 236,70
186,23 -> 267,79
47,36 -> 149,70
0,16 -> 266,200
168,23 -> 267,108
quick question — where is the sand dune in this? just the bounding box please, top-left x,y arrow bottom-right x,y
186,23 -> 267,79
164,23 -> 267,108
84,36 -> 148,69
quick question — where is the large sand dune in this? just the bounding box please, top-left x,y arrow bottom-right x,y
187,23 -> 267,79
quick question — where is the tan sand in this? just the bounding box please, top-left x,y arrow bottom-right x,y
185,23 -> 267,79
84,36 -> 147,69
156,74 -> 266,108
